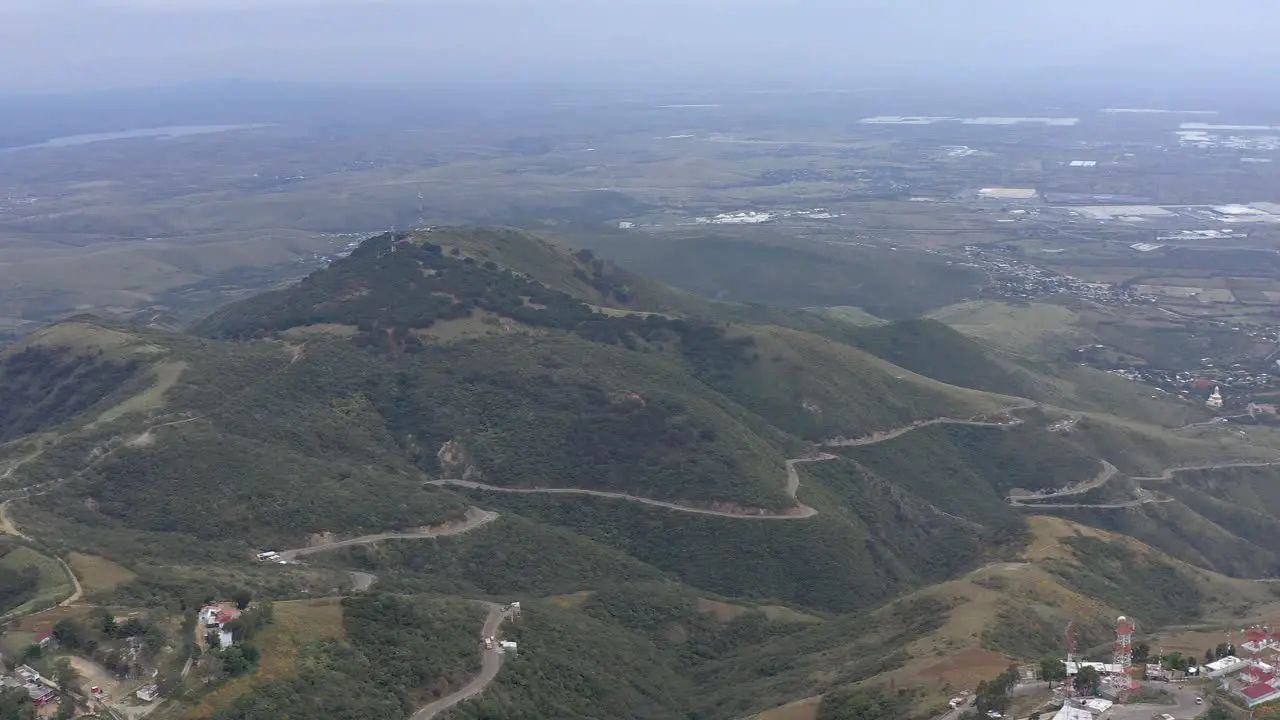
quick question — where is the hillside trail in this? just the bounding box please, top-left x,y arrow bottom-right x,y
410,601 -> 512,720
276,508 -> 500,561
431,400 -> 1280,518
1006,460 -> 1118,506
429,402 -> 1037,520
0,498 -> 83,611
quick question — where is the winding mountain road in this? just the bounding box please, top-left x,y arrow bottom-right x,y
1007,460 -> 1119,507
410,601 -> 510,720
276,508 -> 499,561
1132,460 -> 1280,482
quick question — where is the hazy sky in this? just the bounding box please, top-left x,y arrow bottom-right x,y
2,0 -> 1279,94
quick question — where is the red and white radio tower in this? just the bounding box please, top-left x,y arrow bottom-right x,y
1115,616 -> 1135,668
1066,621 -> 1077,664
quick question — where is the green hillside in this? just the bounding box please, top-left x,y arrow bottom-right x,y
846,319 -> 1042,398
578,228 -> 986,320
6,227 -> 1280,720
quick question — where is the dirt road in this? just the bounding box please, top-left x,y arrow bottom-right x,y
429,478 -> 823,520
410,601 -> 509,720
1007,460 -> 1118,506
277,508 -> 500,561
1132,460 -> 1280,482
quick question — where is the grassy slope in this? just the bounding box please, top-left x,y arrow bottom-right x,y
577,228 -> 986,320
724,325 -> 1011,441
744,515 -> 1275,718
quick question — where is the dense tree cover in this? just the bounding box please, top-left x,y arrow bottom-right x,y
817,688 -> 916,720
1073,665 -> 1101,696
710,326 -> 993,443
460,491 -> 929,614
974,666 -> 1020,716
848,319 -> 1038,398
579,583 -> 803,664
448,601 -> 694,720
330,516 -> 669,598
1040,658 -> 1066,682
0,560 -> 39,614
1050,536 -> 1205,627
213,595 -> 483,720
198,233 -> 756,390
0,688 -> 36,720
48,613 -> 168,681
43,430 -> 465,547
841,420 -> 1099,529
696,596 -> 950,718
577,230 -> 984,320
0,345 -> 138,442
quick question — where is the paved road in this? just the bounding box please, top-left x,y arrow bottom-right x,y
276,508 -> 499,561
1106,681 -> 1205,720
411,601 -> 509,720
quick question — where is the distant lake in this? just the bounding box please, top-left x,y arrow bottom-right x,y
1,124 -> 268,153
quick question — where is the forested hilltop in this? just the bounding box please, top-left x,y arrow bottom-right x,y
1,227 -> 1279,720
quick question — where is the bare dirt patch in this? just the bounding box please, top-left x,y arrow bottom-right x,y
751,696 -> 821,720
126,430 -> 155,448
67,553 -> 136,595
412,311 -> 531,343
65,654 -> 128,700
697,598 -> 748,623
547,591 -> 593,609
919,648 -> 1013,688
186,598 -> 346,719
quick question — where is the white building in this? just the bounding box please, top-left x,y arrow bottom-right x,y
1207,387 -> 1224,409
1050,698 -> 1112,720
1205,655 -> 1249,677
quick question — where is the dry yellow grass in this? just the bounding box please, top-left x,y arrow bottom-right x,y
695,598 -> 820,625
547,590 -> 593,609
18,322 -> 166,359
66,553 -> 136,595
186,598 -> 346,719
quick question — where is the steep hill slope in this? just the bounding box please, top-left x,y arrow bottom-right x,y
7,227 -> 1280,720
579,228 -> 986,320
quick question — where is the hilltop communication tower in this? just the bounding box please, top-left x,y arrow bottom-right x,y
1114,616 -> 1135,668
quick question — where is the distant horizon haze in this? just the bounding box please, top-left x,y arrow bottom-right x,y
2,0 -> 1280,94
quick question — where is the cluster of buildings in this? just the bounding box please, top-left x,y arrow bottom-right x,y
958,245 -> 1155,306
0,665 -> 57,709
1206,627 -> 1280,707
199,604 -> 241,650
689,208 -> 844,226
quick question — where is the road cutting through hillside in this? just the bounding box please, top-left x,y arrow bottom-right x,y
1006,460 -> 1118,507
430,404 -> 1038,521
411,601 -> 512,720
276,508 -> 500,561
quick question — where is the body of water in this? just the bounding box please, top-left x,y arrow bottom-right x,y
1,124 -> 268,153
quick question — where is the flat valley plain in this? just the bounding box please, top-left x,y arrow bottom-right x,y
5,84 -> 1280,340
